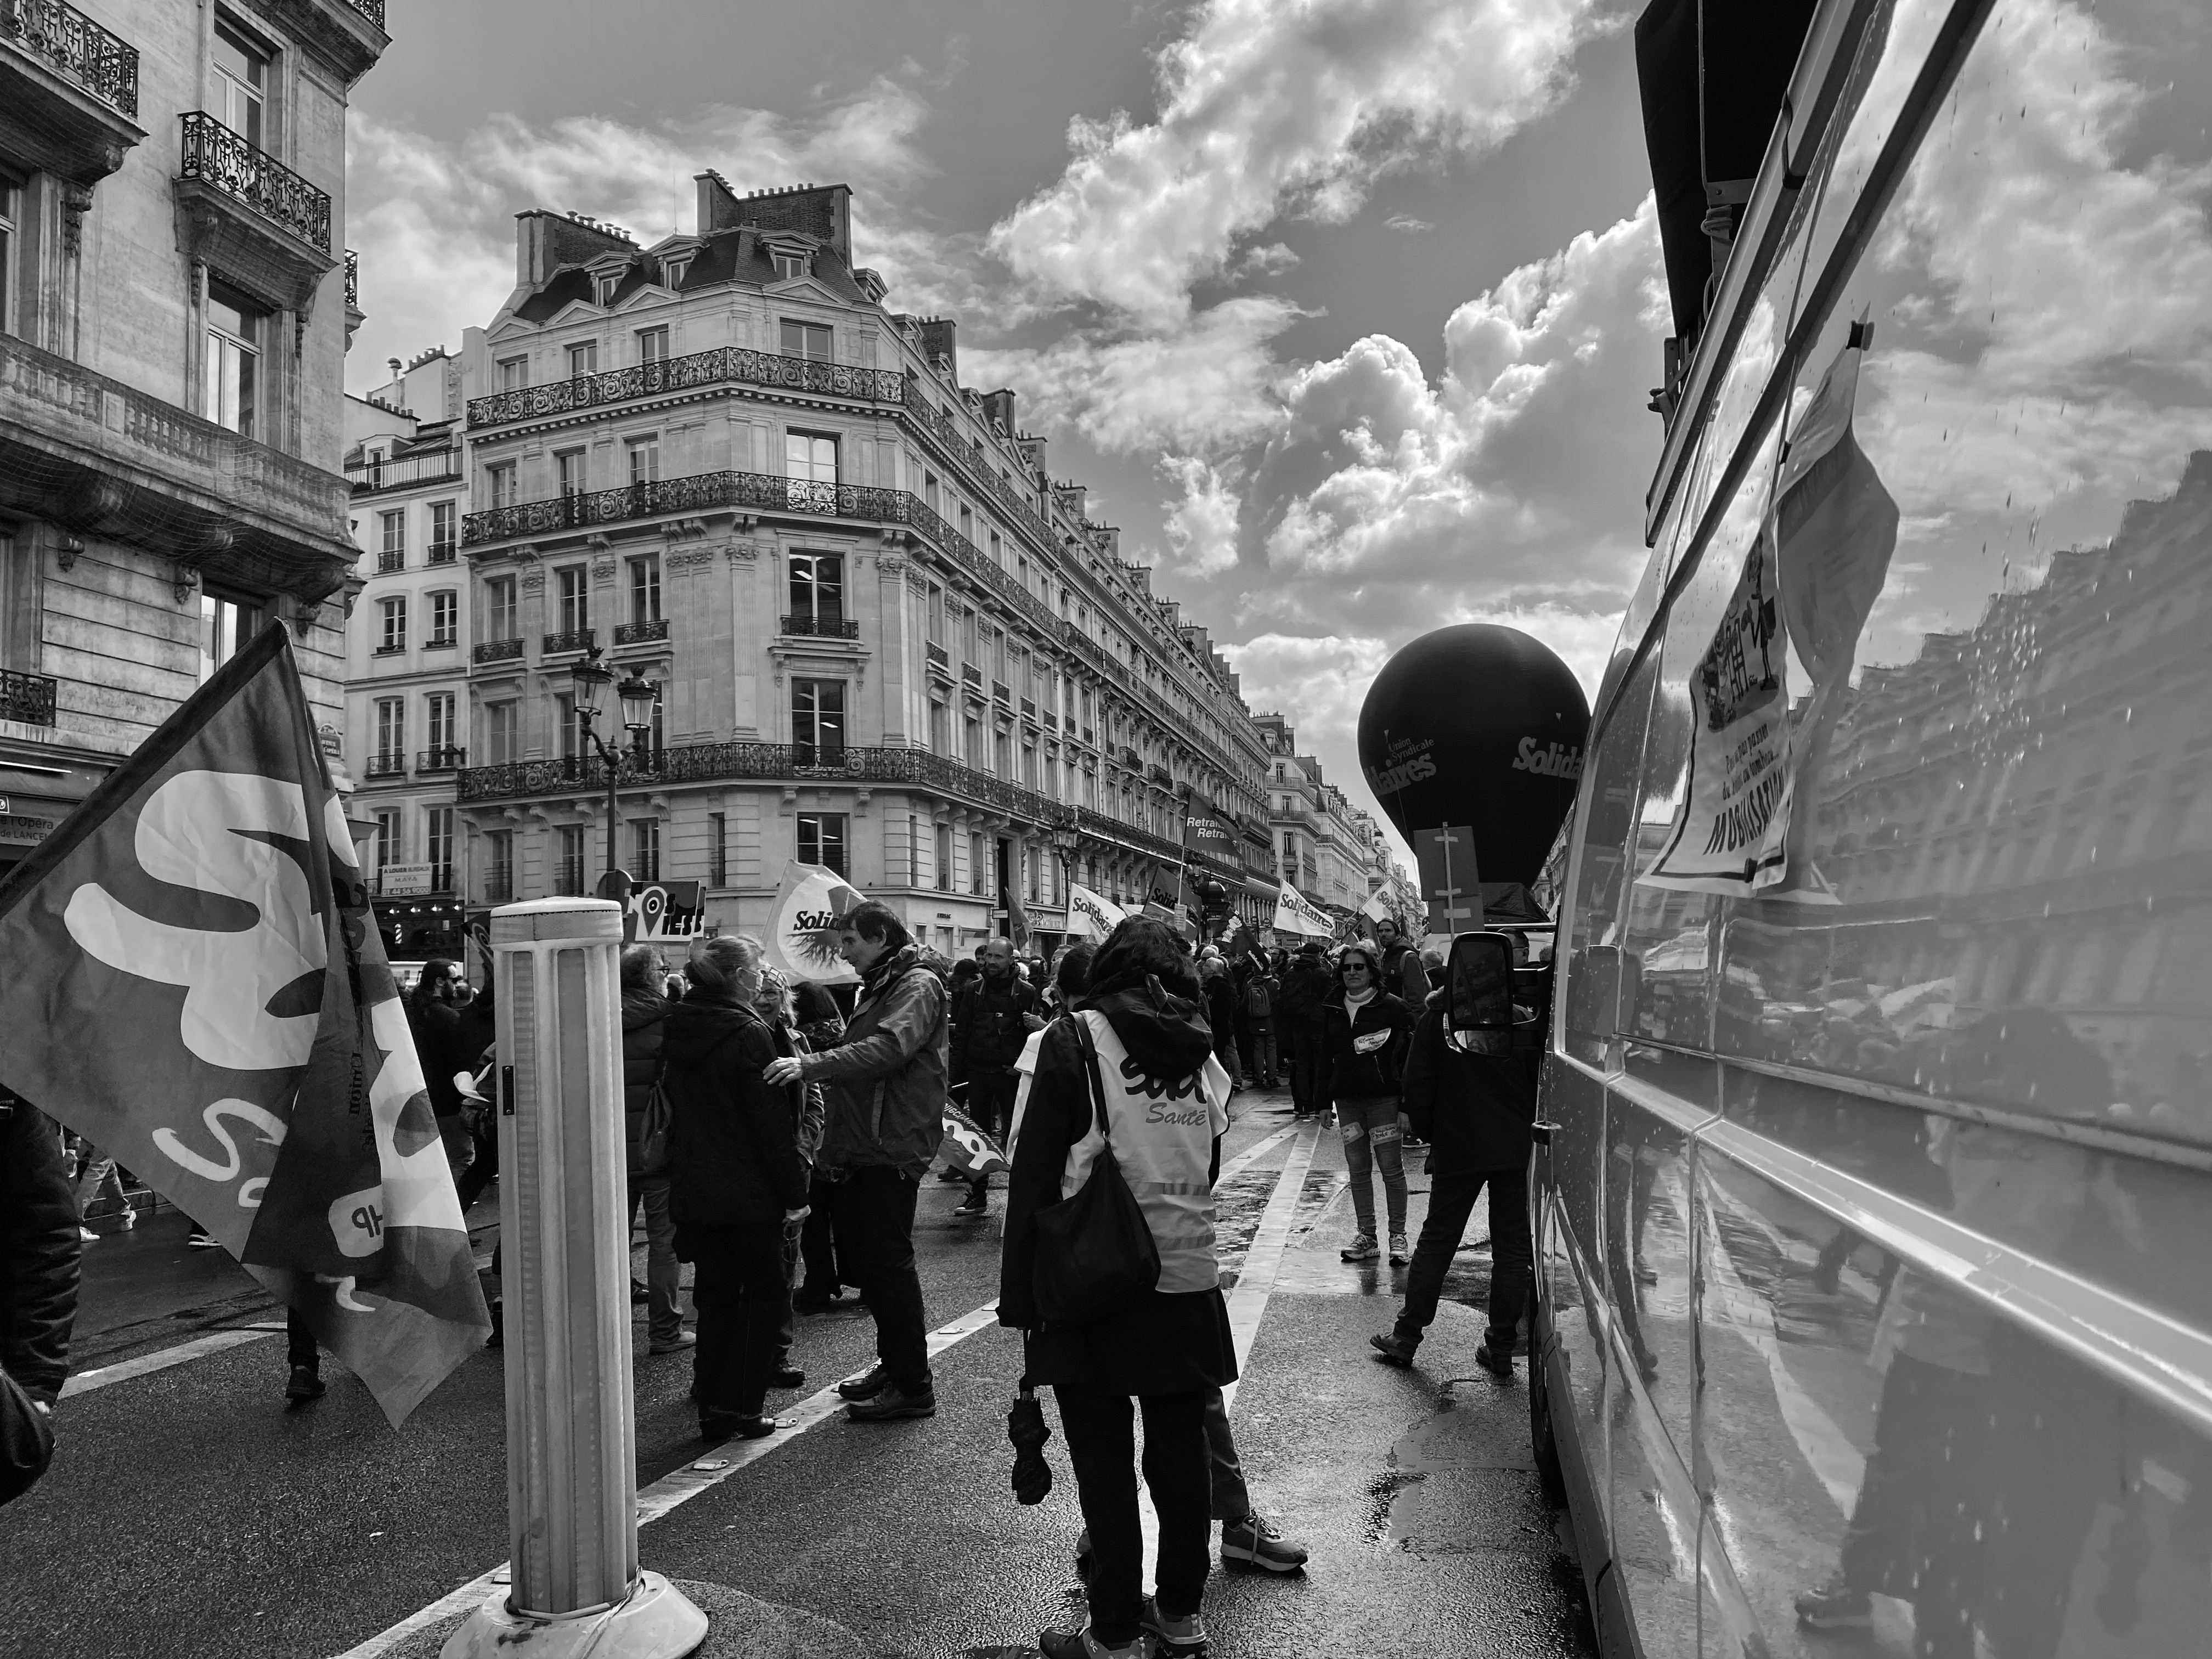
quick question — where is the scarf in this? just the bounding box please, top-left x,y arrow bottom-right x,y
1344,986 -> 1378,1021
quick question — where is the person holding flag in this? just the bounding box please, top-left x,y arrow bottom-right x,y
0,626 -> 489,1425
946,935 -> 1045,1218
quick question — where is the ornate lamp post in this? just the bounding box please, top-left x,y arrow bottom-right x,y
569,651 -> 662,894
1048,821 -> 1081,936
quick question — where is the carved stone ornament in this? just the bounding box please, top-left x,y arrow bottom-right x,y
173,562 -> 201,605
878,555 -> 908,575
590,558 -> 617,582
288,596 -> 320,637
666,549 -> 715,572
725,542 -> 759,565
60,184 -> 94,257
520,572 -> 545,595
51,534 -> 83,574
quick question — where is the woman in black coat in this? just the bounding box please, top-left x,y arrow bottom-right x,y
1317,941 -> 1418,1265
1000,918 -> 1233,1659
661,934 -> 811,1442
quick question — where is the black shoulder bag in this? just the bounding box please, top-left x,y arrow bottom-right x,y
1031,1017 -> 1161,1326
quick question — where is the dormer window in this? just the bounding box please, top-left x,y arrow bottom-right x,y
594,272 -> 621,307
772,250 -> 808,281
663,255 -> 692,287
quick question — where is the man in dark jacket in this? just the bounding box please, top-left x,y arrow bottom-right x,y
1274,944 -> 1334,1118
619,945 -> 687,1354
1372,918 -> 1428,1007
1,1091 -> 78,1504
1369,986 -> 1539,1376
405,960 -> 471,1182
764,901 -> 947,1423
947,935 -> 1045,1216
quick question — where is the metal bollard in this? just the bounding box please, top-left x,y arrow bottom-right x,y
443,898 -> 706,1659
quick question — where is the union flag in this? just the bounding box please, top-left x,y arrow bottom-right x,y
0,625 -> 488,1425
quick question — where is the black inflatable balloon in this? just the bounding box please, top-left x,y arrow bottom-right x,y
1358,624 -> 1592,887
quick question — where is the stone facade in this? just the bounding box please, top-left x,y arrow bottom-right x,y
0,0 -> 387,878
1251,712 -> 1408,926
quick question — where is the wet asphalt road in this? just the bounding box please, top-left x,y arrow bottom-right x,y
0,1088 -> 1598,1659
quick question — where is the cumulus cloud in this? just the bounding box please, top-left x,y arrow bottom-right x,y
989,0 -> 1609,322
1384,213 -> 1435,234
345,76 -> 961,389
1161,457 -> 1244,578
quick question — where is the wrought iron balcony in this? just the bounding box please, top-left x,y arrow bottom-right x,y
375,547 -> 403,572
1148,764 -> 1173,787
1020,698 -> 1037,721
343,248 -> 359,308
779,614 -> 859,639
483,869 -> 515,905
466,346 -> 908,430
473,637 -> 523,664
0,667 -> 59,726
961,662 -> 983,686
427,541 -> 457,565
926,641 -> 950,669
417,746 -> 465,774
425,630 -> 457,648
467,471 -> 904,547
364,753 -> 406,779
541,628 -> 594,656
346,449 -> 462,493
992,680 -> 1011,703
178,112 -> 331,255
1,0 -> 138,117
1119,747 -> 1142,770
614,618 -> 669,646
343,0 -> 385,26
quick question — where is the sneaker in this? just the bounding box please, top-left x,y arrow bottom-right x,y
846,1383 -> 936,1421
954,1192 -> 989,1216
1793,1580 -> 1873,1629
647,1329 -> 697,1355
836,1361 -> 889,1401
1369,1330 -> 1419,1368
116,1209 -> 135,1231
1037,1628 -> 1146,1659
1141,1595 -> 1210,1655
1387,1232 -> 1410,1265
1340,1235 -> 1379,1263
1221,1511 -> 1308,1572
79,1227 -> 99,1243
630,1278 -> 650,1305
187,1231 -> 221,1249
937,1169 -> 968,1182
285,1365 -> 325,1403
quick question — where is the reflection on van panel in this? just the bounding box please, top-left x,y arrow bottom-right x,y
1532,1 -> 2212,1656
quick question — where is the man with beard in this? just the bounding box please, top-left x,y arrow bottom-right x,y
947,934 -> 1045,1217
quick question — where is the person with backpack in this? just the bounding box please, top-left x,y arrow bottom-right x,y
1372,917 -> 1428,1008
1241,955 -> 1280,1090
619,944 -> 689,1355
1197,946 -> 1243,1092
1318,942 -> 1419,1265
1274,944 -> 1335,1119
948,935 -> 1046,1218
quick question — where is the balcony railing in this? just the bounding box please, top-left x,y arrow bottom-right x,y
473,637 -> 522,664
375,548 -> 403,572
1119,747 -> 1142,770
1020,698 -> 1036,721
346,450 -> 462,492
364,753 -> 406,779
1148,764 -> 1173,787
779,614 -> 859,639
466,346 -> 909,430
542,629 -> 594,656
427,541 -> 457,565
614,618 -> 669,645
484,869 -> 514,905
425,631 -> 456,648
342,0 -> 385,26
1,0 -> 139,117
417,747 -> 465,774
178,112 -> 331,254
961,662 -> 983,686
0,667 -> 59,727
343,249 -> 359,309
992,680 -> 1011,703
926,641 -> 949,669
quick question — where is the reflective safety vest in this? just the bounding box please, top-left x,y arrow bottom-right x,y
1059,1011 -> 1232,1294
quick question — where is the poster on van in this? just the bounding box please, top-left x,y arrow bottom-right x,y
1642,532 -> 1795,894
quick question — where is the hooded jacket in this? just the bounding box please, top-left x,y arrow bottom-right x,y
1318,988 -> 1417,1104
802,944 -> 950,1179
1376,938 -> 1428,1007
659,995 -> 810,1235
0,1096 -> 78,1405
620,984 -> 670,1180
949,967 -> 1042,1077
1401,988 -> 1539,1172
1275,956 -> 1334,1027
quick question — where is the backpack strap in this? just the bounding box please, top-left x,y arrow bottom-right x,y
1069,1014 -> 1113,1147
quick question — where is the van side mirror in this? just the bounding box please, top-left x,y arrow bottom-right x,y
1444,932 -> 1516,1056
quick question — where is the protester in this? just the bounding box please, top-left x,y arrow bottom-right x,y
661,934 -> 810,1442
68,1136 -> 131,1240
1,1091 -> 78,1506
1240,955 -> 1280,1091
1368,966 -> 1538,1376
752,967 -> 826,1385
452,969 -> 499,1216
789,981 -> 851,1314
947,935 -> 1046,1217
406,960 -> 473,1184
764,901 -> 948,1423
1372,918 -> 1428,1007
1197,946 -> 1243,1092
619,944 -> 689,1356
1318,943 -> 1418,1264
1276,944 -> 1334,1119
1000,916 -> 1235,1659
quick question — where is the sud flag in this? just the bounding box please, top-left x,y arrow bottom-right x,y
936,1102 -> 1008,1179
764,859 -> 862,983
0,626 -> 487,1425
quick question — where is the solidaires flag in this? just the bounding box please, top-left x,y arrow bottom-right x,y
0,626 -> 488,1425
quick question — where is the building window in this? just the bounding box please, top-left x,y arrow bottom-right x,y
788,552 -> 843,628
197,592 -> 264,682
924,473 -> 939,512
485,701 -> 517,763
628,555 -> 661,624
555,826 -> 586,895
631,819 -> 660,882
785,432 -> 838,484
485,829 -> 514,902
708,812 -> 727,887
211,17 -> 268,146
377,596 -> 406,653
497,356 -> 527,391
554,692 -> 582,759
484,574 -> 517,640
567,340 -> 598,377
202,281 -> 263,438
637,325 -> 670,364
959,504 -> 974,544
792,679 -> 844,767
772,251 -> 809,281
375,697 -> 404,763
593,272 -> 620,307
378,510 -> 405,569
907,813 -> 921,888
556,448 -> 587,498
780,319 -> 831,360
427,590 -> 458,646
0,168 -> 21,336
426,691 -> 456,756
969,832 -> 986,897
929,699 -> 949,755
1283,832 -> 1296,858
372,809 -> 400,872
425,806 -> 454,891
798,813 -> 847,876
625,435 -> 660,487
487,461 -> 517,507
556,566 -> 588,634
994,729 -> 1009,779
935,824 -> 952,893
428,501 -> 457,562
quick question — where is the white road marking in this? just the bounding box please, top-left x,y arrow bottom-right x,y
60,1324 -> 289,1397
1220,1118 -> 1322,1414
336,1120 -> 1312,1658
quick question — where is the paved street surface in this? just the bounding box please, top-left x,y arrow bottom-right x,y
1,1088 -> 1596,1659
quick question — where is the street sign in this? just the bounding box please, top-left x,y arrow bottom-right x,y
377,862 -> 436,897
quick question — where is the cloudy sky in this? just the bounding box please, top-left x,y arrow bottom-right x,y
347,0 -> 1681,864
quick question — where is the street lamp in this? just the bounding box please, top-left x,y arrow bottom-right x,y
569,651 -> 661,895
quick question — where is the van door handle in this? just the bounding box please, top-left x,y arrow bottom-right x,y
1531,1120 -> 1558,1146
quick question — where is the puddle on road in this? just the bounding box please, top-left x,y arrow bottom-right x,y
1365,1393 -> 1542,1554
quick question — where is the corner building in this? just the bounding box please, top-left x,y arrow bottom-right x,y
455,178 -> 1273,952
1,0 -> 388,877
